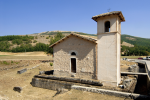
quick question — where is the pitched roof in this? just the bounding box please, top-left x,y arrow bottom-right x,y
49,33 -> 97,48
92,11 -> 125,22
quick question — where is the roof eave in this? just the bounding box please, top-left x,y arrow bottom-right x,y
92,12 -> 125,22
49,34 -> 97,48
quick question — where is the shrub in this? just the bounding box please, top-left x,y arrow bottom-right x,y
35,36 -> 37,39
12,39 -> 23,45
15,62 -> 20,64
50,62 -> 53,66
46,37 -> 49,39
33,40 -> 37,43
3,61 -> 9,65
25,39 -> 32,44
11,61 -> 13,63
47,32 -> 64,54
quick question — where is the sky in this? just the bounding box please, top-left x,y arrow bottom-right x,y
0,0 -> 150,38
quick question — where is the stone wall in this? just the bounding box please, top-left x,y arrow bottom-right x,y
53,35 -> 97,79
32,78 -> 72,91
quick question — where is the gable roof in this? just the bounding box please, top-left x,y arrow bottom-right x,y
92,11 -> 125,22
49,33 -> 97,48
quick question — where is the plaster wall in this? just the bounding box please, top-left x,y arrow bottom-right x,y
96,14 -> 121,87
97,33 -> 120,86
53,36 -> 97,79
97,15 -> 118,34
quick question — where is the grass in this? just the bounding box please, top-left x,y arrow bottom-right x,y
50,62 -> 53,66
121,56 -> 142,59
0,61 -> 10,65
0,55 -> 9,56
0,55 -> 52,60
15,62 -> 20,64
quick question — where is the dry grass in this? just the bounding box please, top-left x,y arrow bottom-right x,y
121,41 -> 134,47
0,59 -> 132,100
0,51 -> 48,56
0,52 -> 53,60
121,56 -> 142,59
0,61 -> 55,100
0,56 -> 52,60
120,60 -> 138,72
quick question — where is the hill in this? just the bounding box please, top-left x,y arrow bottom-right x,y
0,31 -> 150,55
121,34 -> 150,56
31,31 -> 139,47
30,30 -> 97,36
121,34 -> 150,47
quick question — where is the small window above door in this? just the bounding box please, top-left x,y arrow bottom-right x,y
71,52 -> 76,56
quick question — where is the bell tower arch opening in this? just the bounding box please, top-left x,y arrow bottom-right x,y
105,21 -> 110,32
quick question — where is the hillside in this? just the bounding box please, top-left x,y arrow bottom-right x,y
31,30 -> 97,36
0,31 -> 150,55
32,31 -> 144,47
121,41 -> 134,47
121,34 -> 150,47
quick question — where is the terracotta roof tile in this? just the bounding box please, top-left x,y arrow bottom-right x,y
92,11 -> 125,22
49,33 -> 97,47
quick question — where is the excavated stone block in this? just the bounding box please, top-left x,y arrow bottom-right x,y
17,68 -> 27,74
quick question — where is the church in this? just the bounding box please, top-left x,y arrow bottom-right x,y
50,11 -> 125,87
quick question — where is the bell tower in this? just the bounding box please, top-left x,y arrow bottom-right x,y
92,11 -> 125,87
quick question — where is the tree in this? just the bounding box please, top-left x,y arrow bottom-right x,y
47,32 -> 64,54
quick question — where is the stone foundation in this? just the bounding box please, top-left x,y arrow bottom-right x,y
54,70 -> 95,79
31,75 -> 103,91
32,78 -> 72,91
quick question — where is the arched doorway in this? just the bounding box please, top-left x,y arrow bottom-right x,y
71,52 -> 76,73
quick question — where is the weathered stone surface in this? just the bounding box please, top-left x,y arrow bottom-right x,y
31,78 -> 72,91
13,87 -> 22,93
39,71 -> 45,75
17,68 -> 27,74
34,75 -> 103,86
71,85 -> 150,99
53,35 -> 97,80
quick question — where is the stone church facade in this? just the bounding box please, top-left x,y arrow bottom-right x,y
50,34 -> 98,79
50,11 -> 125,86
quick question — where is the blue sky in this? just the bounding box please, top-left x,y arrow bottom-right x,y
0,0 -> 150,38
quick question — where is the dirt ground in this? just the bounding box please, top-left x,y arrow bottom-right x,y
121,60 -> 138,72
0,52 -> 53,60
0,59 -> 133,100
0,51 -> 48,56
0,56 -> 52,60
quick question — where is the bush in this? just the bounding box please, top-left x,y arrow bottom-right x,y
25,39 -> 32,44
15,62 -> 19,64
50,62 -> 53,66
11,61 -> 13,63
0,35 -> 34,41
46,37 -> 49,39
35,36 -> 38,39
47,32 -> 64,54
33,40 -> 37,43
0,41 -> 11,52
3,61 -> 9,65
12,39 -> 23,45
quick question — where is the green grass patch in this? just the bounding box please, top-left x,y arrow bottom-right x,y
50,62 -> 53,66
15,62 -> 20,64
1,61 -> 10,65
0,55 -> 9,56
11,61 -> 14,63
